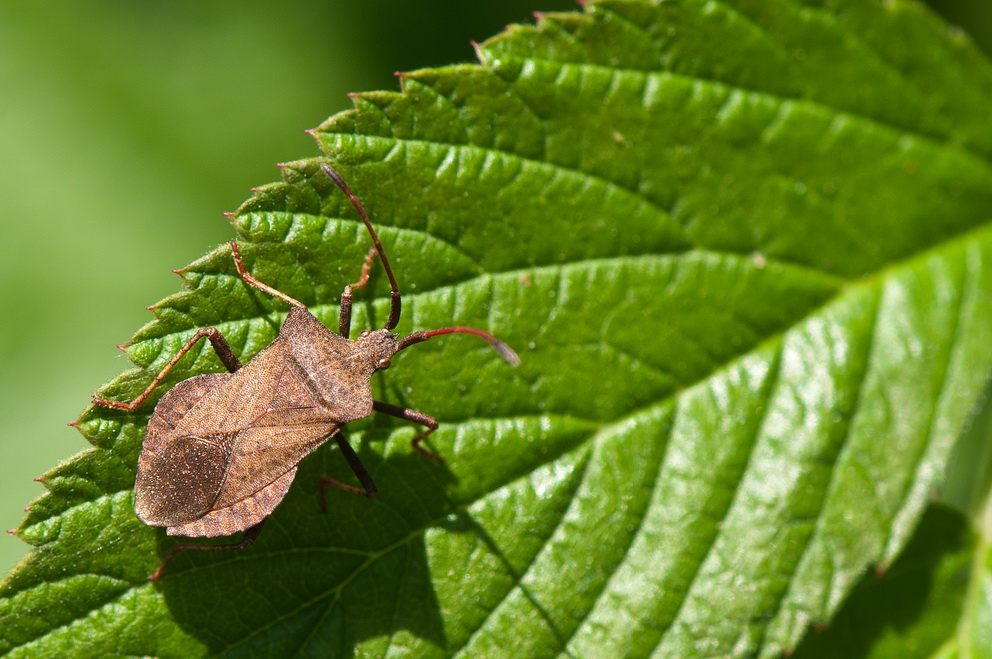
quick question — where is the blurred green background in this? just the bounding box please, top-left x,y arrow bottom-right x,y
0,0 -> 988,577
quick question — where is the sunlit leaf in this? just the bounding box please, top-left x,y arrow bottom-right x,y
4,1 -> 992,656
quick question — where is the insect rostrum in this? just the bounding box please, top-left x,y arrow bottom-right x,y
89,163 -> 518,580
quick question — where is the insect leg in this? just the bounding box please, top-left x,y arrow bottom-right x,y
149,521 -> 265,581
319,432 -> 377,511
338,248 -> 378,339
372,400 -> 442,464
230,241 -> 307,308
92,327 -> 242,411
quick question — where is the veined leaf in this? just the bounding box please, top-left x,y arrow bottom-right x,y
4,1 -> 992,657
791,503 -> 975,657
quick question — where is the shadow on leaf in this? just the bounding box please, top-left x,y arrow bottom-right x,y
792,504 -> 973,657
155,433 -> 454,656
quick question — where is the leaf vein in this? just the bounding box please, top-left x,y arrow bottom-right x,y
750,287 -> 884,653
454,447 -> 595,655
558,404 -> 678,654
879,256 -> 969,564
647,342 -> 784,652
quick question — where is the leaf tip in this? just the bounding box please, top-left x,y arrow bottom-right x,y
171,269 -> 190,285
471,40 -> 489,66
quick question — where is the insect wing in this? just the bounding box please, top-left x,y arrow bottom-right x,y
135,372 -> 234,527
166,465 -> 298,538
137,337 -> 334,528
171,336 -> 340,511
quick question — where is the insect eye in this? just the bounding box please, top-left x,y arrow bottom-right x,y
377,358 -> 391,370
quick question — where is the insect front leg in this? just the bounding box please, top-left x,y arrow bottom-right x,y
150,521 -> 265,581
372,400 -> 442,464
338,247 -> 378,339
319,432 -> 378,511
92,327 -> 242,411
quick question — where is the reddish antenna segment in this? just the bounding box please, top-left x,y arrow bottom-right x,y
399,326 -> 520,366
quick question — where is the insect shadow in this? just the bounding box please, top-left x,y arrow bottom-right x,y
155,442 -> 454,655
90,162 -> 518,581
155,456 -> 557,656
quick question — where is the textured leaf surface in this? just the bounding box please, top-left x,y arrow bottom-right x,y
4,1 -> 992,657
791,504 -> 975,657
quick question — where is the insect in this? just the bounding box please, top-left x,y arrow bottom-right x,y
91,163 -> 518,580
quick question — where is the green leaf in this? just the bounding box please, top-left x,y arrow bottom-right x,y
791,503 -> 975,657
4,1 -> 992,656
790,501 -> 992,658
962,534 -> 992,656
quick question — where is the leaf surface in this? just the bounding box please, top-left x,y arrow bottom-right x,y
4,1 -> 992,657
791,503 -> 991,658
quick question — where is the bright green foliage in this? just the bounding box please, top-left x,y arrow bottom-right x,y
4,1 -> 992,656
792,504 -> 976,657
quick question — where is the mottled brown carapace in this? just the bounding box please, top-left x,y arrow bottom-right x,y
90,163 -> 518,580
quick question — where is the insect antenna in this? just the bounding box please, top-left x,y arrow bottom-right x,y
321,162 -> 403,330
398,327 -> 521,366
321,162 -> 518,367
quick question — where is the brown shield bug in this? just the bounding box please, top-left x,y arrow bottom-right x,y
90,162 -> 518,580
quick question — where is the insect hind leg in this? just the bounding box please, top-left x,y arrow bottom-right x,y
318,432 -> 377,511
150,521 -> 265,581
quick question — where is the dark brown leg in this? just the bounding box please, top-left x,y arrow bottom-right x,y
372,400 -> 442,464
150,521 -> 265,581
338,247 -> 378,339
320,163 -> 403,331
92,327 -> 242,411
319,433 -> 377,511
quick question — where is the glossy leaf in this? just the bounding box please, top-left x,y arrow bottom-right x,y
792,504 -> 974,657
4,1 -> 992,657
